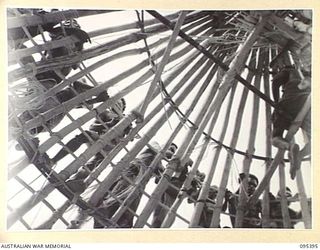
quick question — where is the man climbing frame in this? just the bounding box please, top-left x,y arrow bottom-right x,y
269,52 -> 311,180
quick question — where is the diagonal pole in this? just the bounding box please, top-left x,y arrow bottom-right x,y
137,11 -> 187,117
147,10 -> 276,108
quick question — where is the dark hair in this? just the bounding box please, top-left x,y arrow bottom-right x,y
277,187 -> 292,197
268,192 -> 276,201
170,142 -> 178,149
112,98 -> 126,113
120,98 -> 126,112
238,173 -> 259,185
63,19 -> 81,29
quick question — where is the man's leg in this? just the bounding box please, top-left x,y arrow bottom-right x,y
300,115 -> 311,158
272,114 -> 301,179
272,127 -> 290,150
289,113 -> 311,179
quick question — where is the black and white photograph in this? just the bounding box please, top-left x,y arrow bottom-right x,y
6,7 -> 313,232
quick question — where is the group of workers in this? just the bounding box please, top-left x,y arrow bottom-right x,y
7,9 -> 311,229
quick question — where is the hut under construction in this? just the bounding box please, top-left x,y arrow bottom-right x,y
7,9 -> 312,230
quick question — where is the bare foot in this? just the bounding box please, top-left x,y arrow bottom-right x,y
289,144 -> 301,180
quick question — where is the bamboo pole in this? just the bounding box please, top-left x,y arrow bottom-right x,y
17,22 -> 212,133
65,51 -> 213,229
138,11 -> 187,116
210,52 -> 256,228
9,117 -> 132,228
7,10 -> 116,29
88,49 -> 216,208
261,47 -> 273,228
159,45 -> 236,227
39,43 -> 206,154
134,55 -> 227,228
248,95 -> 311,207
45,46 -> 211,181
88,12 -> 179,37
147,11 -> 276,108
65,47 -> 214,228
87,70 -> 210,223
9,32 -> 145,81
38,36 -> 208,152
8,11 -> 209,65
12,176 -> 69,227
85,45 -> 212,184
8,11 -> 209,82
9,36 -> 79,65
278,162 -> 292,228
136,51 -> 225,228
235,48 -> 263,227
296,167 -> 312,228
7,183 -> 55,228
160,66 -> 232,227
45,17 -> 213,100
137,19 -> 267,226
34,200 -> 72,229
8,13 -> 212,229
111,59 -> 221,226
11,137 -> 119,229
11,18 -> 85,148
189,84 -> 237,228
7,205 -> 31,230
143,12 -> 210,38
7,43 -> 209,229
